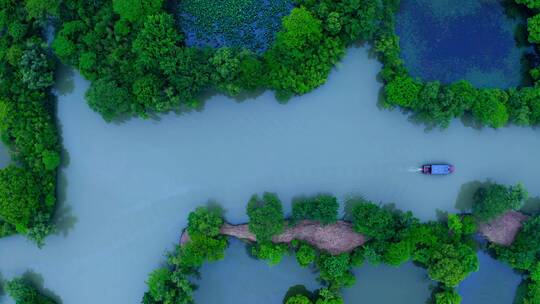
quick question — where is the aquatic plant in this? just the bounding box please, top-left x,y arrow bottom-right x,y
178,0 -> 293,53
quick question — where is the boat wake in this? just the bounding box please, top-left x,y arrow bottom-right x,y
408,167 -> 422,172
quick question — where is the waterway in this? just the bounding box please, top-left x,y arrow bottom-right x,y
0,47 -> 536,303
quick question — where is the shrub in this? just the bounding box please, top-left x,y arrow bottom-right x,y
295,243 -> 317,267
187,206 -> 223,238
472,183 -> 528,222
292,194 -> 339,224
252,242 -> 288,265
247,192 -> 285,242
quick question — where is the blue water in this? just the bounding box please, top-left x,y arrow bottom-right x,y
194,238 -> 320,303
396,0 -> 531,88
342,262 -> 433,303
459,251 -> 522,303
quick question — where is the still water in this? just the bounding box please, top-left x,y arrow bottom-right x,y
343,262 -> 432,304
0,47 -> 537,303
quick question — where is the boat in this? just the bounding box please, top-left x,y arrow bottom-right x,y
421,164 -> 454,175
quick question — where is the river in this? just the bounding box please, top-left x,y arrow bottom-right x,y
0,47 -> 537,303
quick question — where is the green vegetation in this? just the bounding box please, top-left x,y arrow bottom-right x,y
5,277 -> 58,304
292,194 -> 339,224
247,192 -> 285,242
142,206 -> 228,304
472,183 -> 528,222
349,199 -> 479,288
0,0 -> 61,246
264,7 -> 345,99
293,241 -> 317,267
251,242 -> 288,265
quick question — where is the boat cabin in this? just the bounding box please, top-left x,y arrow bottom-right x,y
422,164 -> 454,175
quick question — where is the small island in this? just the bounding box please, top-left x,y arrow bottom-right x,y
144,182 -> 539,304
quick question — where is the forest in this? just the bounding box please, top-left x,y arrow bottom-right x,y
143,182 -> 539,304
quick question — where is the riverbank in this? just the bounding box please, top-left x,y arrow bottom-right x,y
181,220 -> 366,254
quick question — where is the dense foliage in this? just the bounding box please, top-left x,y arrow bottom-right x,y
142,207 -> 228,304
292,194 -> 339,224
472,183 -> 528,222
349,198 -> 478,300
5,277 -> 58,304
246,192 -> 285,242
0,0 -> 61,246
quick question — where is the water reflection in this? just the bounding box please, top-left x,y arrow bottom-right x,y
194,238 -> 320,304
342,262 -> 433,304
459,251 -> 522,304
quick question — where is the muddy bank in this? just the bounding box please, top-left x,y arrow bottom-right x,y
181,220 -> 367,255
181,211 -> 530,253
478,211 -> 529,246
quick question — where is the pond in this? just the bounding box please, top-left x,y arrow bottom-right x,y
194,238 -> 320,303
396,0 -> 532,88
0,47 -> 537,303
459,251 -> 522,304
343,262 -> 432,303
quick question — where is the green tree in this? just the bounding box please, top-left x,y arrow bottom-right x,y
187,206 -> 223,238
265,7 -> 345,98
0,166 -> 42,232
41,150 -> 60,171
252,242 -> 288,265
316,253 -> 355,288
113,0 -> 164,23
287,295 -> 313,304
516,0 -> 540,9
132,13 -> 181,71
472,183 -> 528,222
246,192 -> 285,242
384,240 -> 412,266
19,41 -> 54,90
24,0 -> 60,20
447,214 -> 463,236
5,277 -> 57,304
385,76 -> 422,107
292,194 -> 339,224
472,89 -> 509,128
426,243 -> 479,287
350,200 -> 397,240
528,14 -> 540,44
295,243 -> 317,267
434,289 -> 462,304
86,78 -> 132,122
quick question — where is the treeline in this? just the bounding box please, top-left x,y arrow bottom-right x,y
0,1 -> 61,245
52,0 -> 384,120
143,185 -> 540,304
379,0 -> 540,129
4,277 -> 58,304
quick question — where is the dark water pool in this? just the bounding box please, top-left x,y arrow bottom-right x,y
459,251 -> 522,304
396,0 -> 532,88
